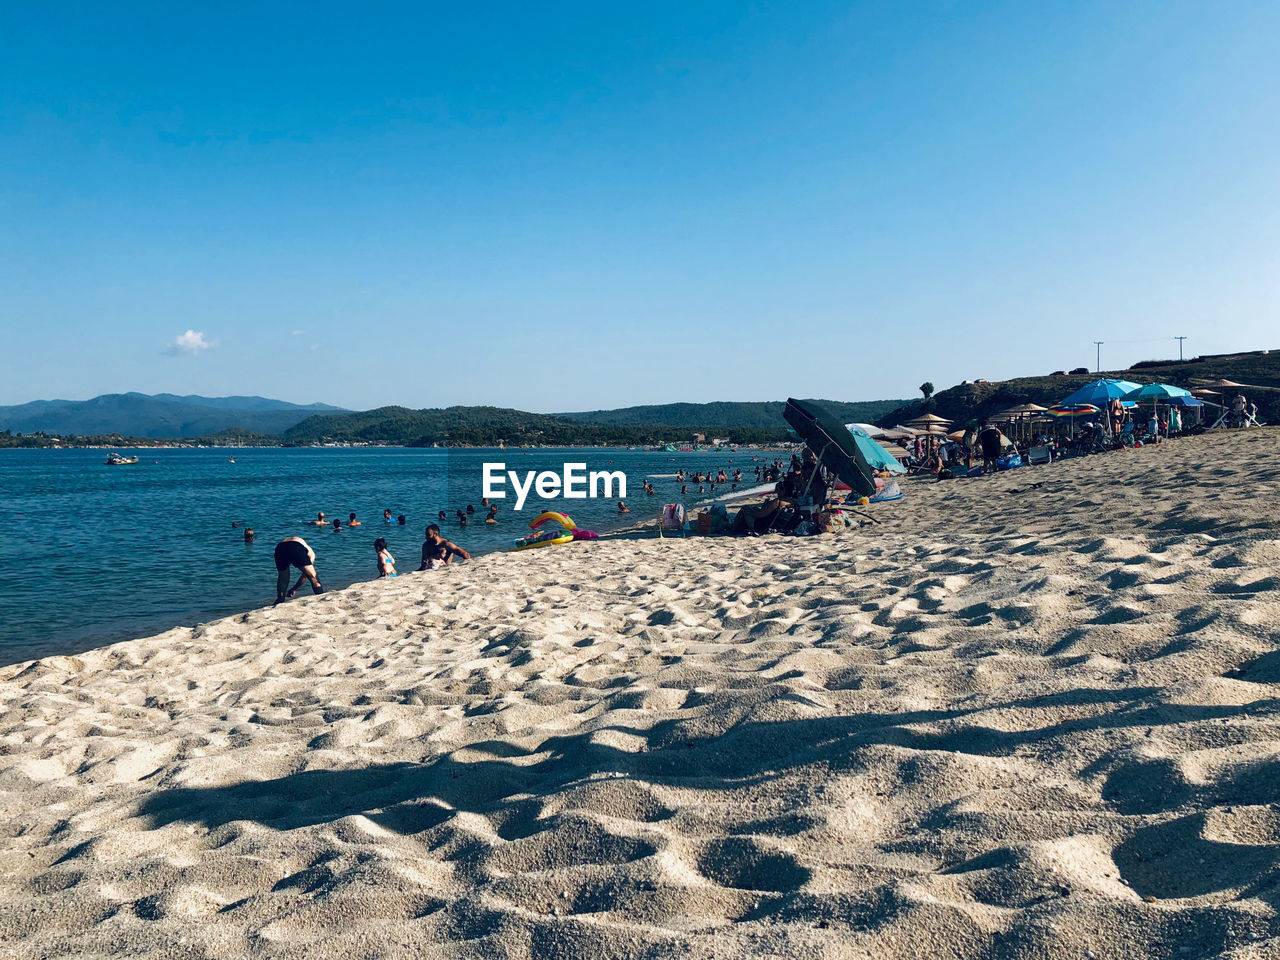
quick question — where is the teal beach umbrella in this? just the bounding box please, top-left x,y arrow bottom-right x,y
1062,378 -> 1143,408
848,427 -> 907,475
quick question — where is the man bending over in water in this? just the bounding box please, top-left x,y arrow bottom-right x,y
419,524 -> 470,570
274,536 -> 323,604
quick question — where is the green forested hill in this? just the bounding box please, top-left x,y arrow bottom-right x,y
281,405 -> 787,445
282,398 -> 911,445
558,399 -> 908,429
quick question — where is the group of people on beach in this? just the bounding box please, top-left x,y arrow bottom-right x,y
266,502 -> 473,605
272,524 -> 471,605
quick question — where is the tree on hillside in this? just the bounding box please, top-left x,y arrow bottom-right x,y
919,381 -> 935,399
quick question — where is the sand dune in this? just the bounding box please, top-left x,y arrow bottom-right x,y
3,430 -> 1280,958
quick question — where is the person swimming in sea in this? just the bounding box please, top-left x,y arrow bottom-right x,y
419,524 -> 470,570
309,511 -> 327,527
383,509 -> 394,523
273,536 -> 323,604
347,512 -> 362,527
374,537 -> 397,577
332,518 -> 342,531
243,528 -> 255,543
485,504 -> 499,523
466,504 -> 475,515
438,510 -> 447,521
618,500 -> 630,513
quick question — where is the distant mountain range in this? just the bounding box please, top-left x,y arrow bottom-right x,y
0,393 -> 347,439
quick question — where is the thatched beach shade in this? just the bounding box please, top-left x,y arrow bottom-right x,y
994,402 -> 1049,417
994,403 -> 1049,442
1194,377 -> 1280,393
908,413 -> 953,426
1190,389 -> 1221,397
876,426 -> 916,440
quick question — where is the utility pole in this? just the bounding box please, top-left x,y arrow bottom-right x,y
1094,341 -> 1104,373
1175,336 -> 1187,361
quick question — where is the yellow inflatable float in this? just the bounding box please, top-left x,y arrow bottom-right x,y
510,512 -> 576,551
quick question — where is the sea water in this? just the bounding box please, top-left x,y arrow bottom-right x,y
0,446 -> 769,663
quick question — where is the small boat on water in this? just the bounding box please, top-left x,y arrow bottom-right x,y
104,452 -> 139,466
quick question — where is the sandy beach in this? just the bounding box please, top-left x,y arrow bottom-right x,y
3,429 -> 1280,958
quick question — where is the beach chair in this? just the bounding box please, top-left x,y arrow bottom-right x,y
658,503 -> 686,538
1027,444 -> 1052,465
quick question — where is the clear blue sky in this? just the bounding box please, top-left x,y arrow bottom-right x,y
3,1 -> 1278,411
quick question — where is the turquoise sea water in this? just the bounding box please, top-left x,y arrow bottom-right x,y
0,447 -> 766,664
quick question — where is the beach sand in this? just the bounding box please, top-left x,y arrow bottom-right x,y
3,429 -> 1280,958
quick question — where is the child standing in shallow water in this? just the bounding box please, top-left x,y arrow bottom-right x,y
374,537 -> 397,578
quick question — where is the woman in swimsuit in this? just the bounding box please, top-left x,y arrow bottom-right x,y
374,537 -> 397,577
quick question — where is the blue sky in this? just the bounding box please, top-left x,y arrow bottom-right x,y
2,1 -> 1278,411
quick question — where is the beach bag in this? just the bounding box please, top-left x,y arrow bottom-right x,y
709,502 -> 732,534
772,504 -> 801,533
997,454 -> 1023,471
697,511 -> 713,534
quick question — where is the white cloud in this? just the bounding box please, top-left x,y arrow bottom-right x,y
292,329 -> 304,336
166,330 -> 216,356
309,342 -> 320,352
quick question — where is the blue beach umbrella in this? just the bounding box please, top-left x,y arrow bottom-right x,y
1120,382 -> 1192,402
1061,378 -> 1143,408
1122,383 -> 1193,436
847,427 -> 907,475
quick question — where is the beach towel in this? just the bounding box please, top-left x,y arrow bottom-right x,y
661,503 -> 685,529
